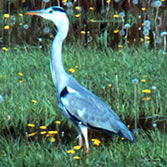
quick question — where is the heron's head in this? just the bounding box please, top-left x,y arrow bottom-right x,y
25,6 -> 69,34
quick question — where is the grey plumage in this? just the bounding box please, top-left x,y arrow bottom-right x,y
25,6 -> 135,153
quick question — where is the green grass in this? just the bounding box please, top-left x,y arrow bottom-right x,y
0,43 -> 167,166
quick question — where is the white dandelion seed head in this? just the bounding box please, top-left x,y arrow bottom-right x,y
43,26 -> 50,33
23,24 -> 29,30
114,0 -> 120,3
155,37 -> 162,43
152,122 -> 157,128
160,32 -> 167,37
152,0 -> 162,8
123,23 -> 131,29
144,20 -> 151,26
132,78 -> 139,85
66,2 -> 73,8
151,86 -> 157,90
138,15 -> 141,19
143,29 -> 149,36
43,0 -> 50,2
38,38 -> 42,42
119,12 -> 125,18
132,0 -> 138,5
0,94 -> 3,103
119,29 -> 125,36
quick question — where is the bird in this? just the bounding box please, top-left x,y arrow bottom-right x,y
25,6 -> 135,153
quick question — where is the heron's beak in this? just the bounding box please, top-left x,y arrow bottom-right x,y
24,10 -> 42,16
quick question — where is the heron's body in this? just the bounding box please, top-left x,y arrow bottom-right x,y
26,6 -> 135,153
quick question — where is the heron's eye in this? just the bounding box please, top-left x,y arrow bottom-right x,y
49,10 -> 53,14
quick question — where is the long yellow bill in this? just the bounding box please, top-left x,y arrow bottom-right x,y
24,11 -> 42,16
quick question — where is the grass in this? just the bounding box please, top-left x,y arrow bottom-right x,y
0,42 -> 167,166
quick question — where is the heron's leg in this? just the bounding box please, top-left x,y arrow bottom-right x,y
78,134 -> 83,147
79,125 -> 90,153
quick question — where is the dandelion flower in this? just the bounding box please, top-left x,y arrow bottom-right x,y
75,6 -> 80,10
28,123 -> 35,127
66,149 -> 75,154
56,121 -> 61,124
48,131 -> 58,135
73,156 -> 80,160
108,83 -> 112,87
92,138 -> 101,146
51,137 -> 56,142
19,80 -> 23,83
75,14 -> 80,18
141,79 -> 146,83
142,97 -> 151,101
121,137 -> 125,140
113,14 -> 119,18
81,31 -> 86,34
2,47 -> 8,51
142,89 -> 151,94
89,19 -> 94,22
75,65 -> 78,69
40,126 -> 47,129
114,30 -> 119,33
32,100 -> 37,103
141,8 -> 146,11
73,145 -> 81,150
28,132 -> 37,137
69,68 -> 75,73
106,0 -> 111,3
19,13 -> 23,16
4,13 -> 10,18
89,7 -> 94,11
18,72 -> 24,76
4,25 -> 10,30
40,131 -> 47,135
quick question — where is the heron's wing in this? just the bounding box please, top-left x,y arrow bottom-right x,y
60,84 -> 123,134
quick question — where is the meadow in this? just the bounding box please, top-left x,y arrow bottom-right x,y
0,0 -> 167,166
0,43 -> 167,166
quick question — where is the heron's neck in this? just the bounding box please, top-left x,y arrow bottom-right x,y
50,30 -> 68,89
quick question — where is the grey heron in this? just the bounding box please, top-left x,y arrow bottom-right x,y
25,6 -> 135,153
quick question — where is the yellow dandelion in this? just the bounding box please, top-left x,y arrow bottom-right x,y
142,89 -> 151,94
75,14 -> 80,18
40,131 -> 47,135
40,126 -> 47,130
113,14 -> 119,18
51,137 -> 56,142
121,137 -> 125,140
91,139 -> 101,144
28,123 -> 35,127
73,145 -> 81,150
133,38 -> 136,42
140,38 -> 144,42
118,44 -> 123,48
19,13 -> 23,17
161,0 -> 165,2
4,25 -> 10,30
127,124 -> 130,128
81,31 -> 86,34
75,65 -> 78,69
62,0 -> 67,3
108,83 -> 112,88
145,41 -> 150,43
106,0 -> 111,3
114,30 -> 119,33
19,23 -> 23,26
141,8 -> 146,11
145,36 -> 150,40
19,80 -> 23,83
75,6 -> 80,10
89,7 -> 94,11
2,47 -> 8,51
50,34 -> 54,38
4,13 -> 10,18
28,132 -> 37,137
73,156 -> 80,160
89,19 -> 94,22
48,131 -> 58,135
66,149 -> 75,154
32,100 -> 37,103
93,141 -> 100,146
18,72 -> 24,76
69,68 -> 75,73
142,97 -> 151,101
141,79 -> 146,83
56,121 -> 61,125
